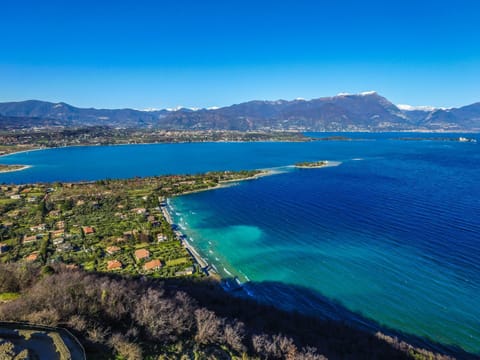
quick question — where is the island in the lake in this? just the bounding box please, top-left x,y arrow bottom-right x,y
295,160 -> 329,168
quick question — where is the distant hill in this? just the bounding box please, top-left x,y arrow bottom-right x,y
0,93 -> 479,131
0,100 -> 162,129
0,115 -> 72,130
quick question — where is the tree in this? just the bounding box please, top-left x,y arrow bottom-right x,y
224,321 -> 246,353
109,333 -> 142,360
194,308 -> 224,345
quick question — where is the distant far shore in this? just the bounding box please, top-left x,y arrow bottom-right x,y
0,130 -> 477,161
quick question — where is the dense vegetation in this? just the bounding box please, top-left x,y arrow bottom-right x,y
0,263 -> 459,360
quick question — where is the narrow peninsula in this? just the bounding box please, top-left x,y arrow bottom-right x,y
0,164 -> 30,173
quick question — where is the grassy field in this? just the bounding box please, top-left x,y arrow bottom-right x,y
0,292 -> 20,302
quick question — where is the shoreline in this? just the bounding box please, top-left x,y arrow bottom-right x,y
0,130 -> 477,159
161,200 -> 218,278
0,137 -> 310,159
0,147 -> 44,158
0,147 -> 43,173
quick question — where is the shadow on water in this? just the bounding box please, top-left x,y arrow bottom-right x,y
169,277 -> 479,360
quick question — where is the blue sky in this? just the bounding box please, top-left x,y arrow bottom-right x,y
1,0 -> 479,109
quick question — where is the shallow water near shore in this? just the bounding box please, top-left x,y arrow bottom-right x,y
1,133 -> 479,353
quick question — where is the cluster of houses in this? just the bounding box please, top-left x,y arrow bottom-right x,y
19,221 -> 92,260
8,203 -> 172,270
0,182 -> 194,277
106,247 -> 163,273
1,184 -> 45,203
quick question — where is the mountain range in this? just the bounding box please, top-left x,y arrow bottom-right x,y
0,92 -> 479,131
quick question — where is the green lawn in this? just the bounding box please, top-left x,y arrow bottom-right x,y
0,292 -> 20,302
0,198 -> 17,205
83,261 -> 96,271
166,257 -> 189,266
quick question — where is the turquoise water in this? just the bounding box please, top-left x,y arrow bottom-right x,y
1,133 -> 479,354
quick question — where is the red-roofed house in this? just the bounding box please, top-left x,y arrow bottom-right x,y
107,260 -> 123,271
82,226 -> 95,235
26,252 -> 39,262
106,246 -> 121,255
23,235 -> 38,244
50,229 -> 65,238
134,248 -> 150,261
144,259 -> 162,271
65,264 -> 79,270
30,224 -> 46,232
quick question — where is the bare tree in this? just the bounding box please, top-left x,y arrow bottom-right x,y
109,333 -> 143,360
224,321 -> 246,353
194,308 -> 224,345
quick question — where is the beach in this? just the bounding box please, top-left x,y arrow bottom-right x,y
161,200 -> 216,276
0,147 -> 43,158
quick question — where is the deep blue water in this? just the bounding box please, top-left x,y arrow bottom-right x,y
1,133 -> 479,353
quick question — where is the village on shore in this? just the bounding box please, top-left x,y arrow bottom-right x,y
0,170 -> 263,278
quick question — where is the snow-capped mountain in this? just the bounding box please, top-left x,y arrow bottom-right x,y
0,93 -> 478,131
